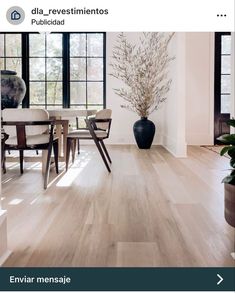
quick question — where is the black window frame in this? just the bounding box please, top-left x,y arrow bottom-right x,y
0,32 -> 106,109
214,32 -> 231,143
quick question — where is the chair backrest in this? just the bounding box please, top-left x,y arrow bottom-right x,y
95,109 -> 112,130
2,108 -> 49,137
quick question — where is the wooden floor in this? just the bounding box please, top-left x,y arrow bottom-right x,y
1,145 -> 235,267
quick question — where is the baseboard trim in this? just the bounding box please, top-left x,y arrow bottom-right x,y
162,135 -> 187,158
163,144 -> 181,158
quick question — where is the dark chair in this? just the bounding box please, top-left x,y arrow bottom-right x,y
2,109 -> 59,189
66,109 -> 112,172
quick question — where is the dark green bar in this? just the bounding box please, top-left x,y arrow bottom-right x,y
0,268 -> 234,291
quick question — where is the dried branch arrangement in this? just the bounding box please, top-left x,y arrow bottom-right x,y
110,32 -> 175,117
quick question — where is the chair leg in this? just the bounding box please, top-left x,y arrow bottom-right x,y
66,138 -> 72,171
100,140 -> 112,163
77,139 -> 80,154
44,144 -> 53,189
53,140 -> 59,174
93,138 -> 111,172
2,149 -> 6,174
19,150 -> 24,174
71,139 -> 76,163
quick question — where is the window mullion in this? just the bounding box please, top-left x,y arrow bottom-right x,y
45,34 -> 47,109
22,33 -> 29,108
103,32 -> 106,109
62,33 -> 70,108
85,34 -> 88,109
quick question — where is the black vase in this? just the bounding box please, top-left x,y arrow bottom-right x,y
133,117 -> 156,149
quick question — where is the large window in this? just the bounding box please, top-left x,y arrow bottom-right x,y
0,34 -> 22,76
70,33 -> 104,111
0,32 -> 106,110
29,33 -> 63,108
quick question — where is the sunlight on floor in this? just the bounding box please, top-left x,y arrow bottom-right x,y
25,162 -> 42,170
30,197 -> 40,205
8,163 -> 20,170
2,177 -> 14,184
3,149 -> 94,189
8,198 -> 24,205
56,153 -> 91,187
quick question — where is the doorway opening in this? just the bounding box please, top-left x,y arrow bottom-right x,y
214,32 -> 232,144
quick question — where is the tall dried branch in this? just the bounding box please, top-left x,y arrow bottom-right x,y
110,32 -> 175,117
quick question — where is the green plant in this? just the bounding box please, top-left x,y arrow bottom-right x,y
217,118 -> 235,185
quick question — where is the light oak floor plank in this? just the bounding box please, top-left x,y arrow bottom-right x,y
1,146 -> 234,267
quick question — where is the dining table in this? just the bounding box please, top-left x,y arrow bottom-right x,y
2,108 -> 97,174
47,108 -> 97,159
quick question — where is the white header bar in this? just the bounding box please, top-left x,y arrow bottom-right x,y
0,0 -> 234,32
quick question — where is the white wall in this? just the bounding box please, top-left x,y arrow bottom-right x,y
154,32 -> 215,151
185,32 -> 214,145
106,32 -> 215,150
106,32 -> 164,145
105,32 -> 235,151
162,33 -> 187,157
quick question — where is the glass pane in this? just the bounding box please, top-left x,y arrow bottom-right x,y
69,105 -> 87,128
221,94 -> 231,114
47,34 -> 62,57
87,82 -> 103,104
87,105 -> 103,111
87,34 -> 103,57
70,58 -> 86,80
0,58 -> 4,69
30,58 -> 45,80
47,105 -> 63,109
47,58 -> 62,81
221,75 -> 231,93
70,34 -> 86,57
87,58 -> 103,80
70,82 -> 86,104
5,34 -> 21,57
29,34 -> 45,57
221,35 -> 231,54
221,55 -> 231,74
0,34 -> 4,56
31,105 -> 46,109
47,82 -> 62,104
6,58 -> 22,76
69,105 -> 86,109
30,82 -> 45,104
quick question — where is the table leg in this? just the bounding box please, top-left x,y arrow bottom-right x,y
55,123 -> 62,157
62,120 -> 69,160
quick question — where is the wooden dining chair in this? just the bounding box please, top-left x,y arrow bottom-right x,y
66,109 -> 112,172
2,109 -> 59,189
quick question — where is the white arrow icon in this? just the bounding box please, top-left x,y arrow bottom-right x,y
217,274 -> 223,285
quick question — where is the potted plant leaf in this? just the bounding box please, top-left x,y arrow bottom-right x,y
110,32 -> 174,149
217,118 -> 235,227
